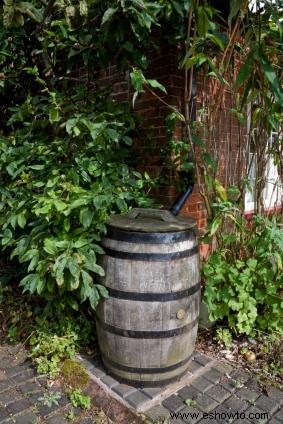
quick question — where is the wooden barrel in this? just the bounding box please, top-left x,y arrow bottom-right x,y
96,208 -> 200,387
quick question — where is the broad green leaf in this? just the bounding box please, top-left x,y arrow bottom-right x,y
19,248 -> 38,263
73,239 -> 88,248
130,68 -> 145,92
44,238 -> 58,255
80,207 -> 94,228
96,284 -> 109,298
69,274 -> 80,290
67,256 -> 80,278
53,255 -> 68,287
17,213 -> 26,228
49,107 -> 60,123
29,164 -> 45,170
54,199 -> 67,211
20,273 -> 41,294
84,261 -> 105,277
101,7 -> 117,26
147,79 -> 167,94
66,297 -> 79,310
36,277 -> 46,294
89,287 -> 99,310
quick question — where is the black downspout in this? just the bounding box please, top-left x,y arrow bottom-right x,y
169,77 -> 196,216
169,180 -> 194,216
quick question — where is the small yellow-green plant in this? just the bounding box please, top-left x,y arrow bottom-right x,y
69,389 -> 91,410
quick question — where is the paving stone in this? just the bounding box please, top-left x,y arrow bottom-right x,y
0,408 -> 9,423
178,385 -> 200,401
0,371 -> 7,381
125,391 -> 150,409
235,387 -> 259,403
170,418 -> 185,424
24,392 -> 43,405
0,419 -> 13,424
268,419 -> 282,424
191,376 -> 214,393
162,395 -> 186,413
100,375 -> 119,389
193,354 -> 213,367
0,389 -> 21,405
195,393 -> 219,412
36,376 -> 48,388
186,360 -> 203,373
5,365 -> 31,378
46,414 -> 69,423
205,384 -> 231,403
19,381 -> 41,395
12,370 -> 35,385
201,369 -> 222,384
146,404 -> 170,420
79,357 -> 95,372
222,395 -> 248,412
219,377 -> 237,393
0,380 -> 14,394
232,419 -> 251,424
274,407 -> 283,422
7,399 -> 31,415
213,407 -> 235,424
175,406 -> 202,424
229,369 -> 250,384
245,405 -> 269,423
79,419 -> 94,424
197,419 -> 218,424
112,384 -> 136,399
169,418 -> 184,424
15,412 -> 38,423
244,378 -> 260,391
58,394 -> 71,407
213,362 -> 234,375
142,387 -> 163,399
266,387 -> 283,403
37,402 -> 61,417
255,394 -> 279,414
92,367 -> 106,379
0,357 -> 13,369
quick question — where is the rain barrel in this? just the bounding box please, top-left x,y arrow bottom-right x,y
95,208 -> 200,387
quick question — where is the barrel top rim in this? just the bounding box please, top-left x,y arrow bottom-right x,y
106,208 -> 196,233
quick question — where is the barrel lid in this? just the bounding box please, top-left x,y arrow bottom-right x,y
106,208 -> 196,233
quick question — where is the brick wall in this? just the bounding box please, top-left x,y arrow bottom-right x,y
97,46 -> 246,233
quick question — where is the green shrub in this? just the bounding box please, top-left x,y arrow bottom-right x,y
204,215 -> 283,335
29,312 -> 93,377
0,88 -> 155,311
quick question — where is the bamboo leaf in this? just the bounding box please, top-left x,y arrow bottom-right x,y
235,52 -> 254,88
228,0 -> 243,28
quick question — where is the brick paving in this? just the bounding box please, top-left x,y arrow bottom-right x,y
0,344 -> 282,424
0,345 -> 140,424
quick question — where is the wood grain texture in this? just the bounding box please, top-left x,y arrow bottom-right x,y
96,227 -> 200,386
